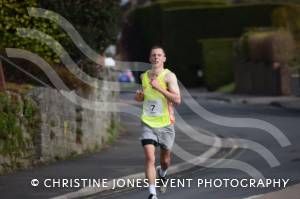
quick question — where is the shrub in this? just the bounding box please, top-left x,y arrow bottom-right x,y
200,38 -> 236,90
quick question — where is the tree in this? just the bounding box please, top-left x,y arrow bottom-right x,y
0,0 -> 65,63
39,0 -> 121,60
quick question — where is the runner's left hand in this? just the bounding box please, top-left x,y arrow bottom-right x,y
150,78 -> 161,91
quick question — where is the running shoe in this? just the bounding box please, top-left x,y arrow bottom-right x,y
156,166 -> 167,193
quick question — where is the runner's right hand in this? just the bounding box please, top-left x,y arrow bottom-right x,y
135,90 -> 144,102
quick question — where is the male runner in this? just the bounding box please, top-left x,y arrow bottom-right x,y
135,46 -> 181,199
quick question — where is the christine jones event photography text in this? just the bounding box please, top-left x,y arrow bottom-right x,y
31,178 -> 290,189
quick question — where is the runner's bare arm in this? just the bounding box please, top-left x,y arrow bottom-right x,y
151,72 -> 181,105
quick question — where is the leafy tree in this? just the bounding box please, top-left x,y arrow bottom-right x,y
1,0 -> 120,63
39,0 -> 121,60
1,0 -> 65,63
1,0 -> 120,85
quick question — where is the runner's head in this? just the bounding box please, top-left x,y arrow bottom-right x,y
149,46 -> 166,68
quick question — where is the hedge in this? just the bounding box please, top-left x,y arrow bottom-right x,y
122,0 -> 228,62
200,38 -> 236,91
162,4 -> 277,86
123,2 -> 300,87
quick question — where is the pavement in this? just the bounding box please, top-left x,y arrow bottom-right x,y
0,110 -> 220,199
189,90 -> 300,199
189,89 -> 300,111
245,183 -> 300,199
0,90 -> 300,199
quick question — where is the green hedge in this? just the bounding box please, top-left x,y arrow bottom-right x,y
200,38 -> 236,90
124,2 -> 300,87
162,4 -> 278,86
127,4 -> 163,61
123,0 -> 228,62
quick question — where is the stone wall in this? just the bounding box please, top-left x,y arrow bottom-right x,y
0,73 -> 119,174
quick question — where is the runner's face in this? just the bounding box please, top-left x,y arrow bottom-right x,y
149,48 -> 166,68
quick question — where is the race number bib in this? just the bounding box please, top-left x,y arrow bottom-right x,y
144,99 -> 163,117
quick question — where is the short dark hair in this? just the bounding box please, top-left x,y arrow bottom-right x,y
150,45 -> 166,55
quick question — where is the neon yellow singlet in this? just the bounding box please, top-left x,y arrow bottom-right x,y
141,69 -> 175,128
